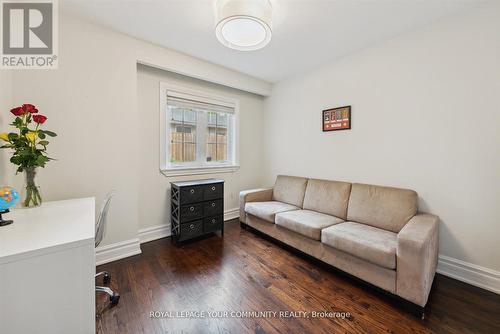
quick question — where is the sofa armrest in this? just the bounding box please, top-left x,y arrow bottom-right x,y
396,213 -> 439,307
239,188 -> 273,223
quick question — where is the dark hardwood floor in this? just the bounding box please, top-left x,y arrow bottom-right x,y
96,220 -> 500,334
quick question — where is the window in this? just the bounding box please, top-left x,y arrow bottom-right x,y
160,83 -> 239,176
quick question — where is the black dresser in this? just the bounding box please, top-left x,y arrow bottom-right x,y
170,179 -> 224,243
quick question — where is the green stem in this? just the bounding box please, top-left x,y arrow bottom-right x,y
34,123 -> 39,149
24,167 -> 41,207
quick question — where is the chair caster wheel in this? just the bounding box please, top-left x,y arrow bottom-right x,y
103,273 -> 111,285
110,292 -> 120,307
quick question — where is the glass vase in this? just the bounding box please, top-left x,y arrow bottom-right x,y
23,167 -> 42,208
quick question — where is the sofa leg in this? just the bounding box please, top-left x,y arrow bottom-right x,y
419,306 -> 426,320
240,221 -> 247,229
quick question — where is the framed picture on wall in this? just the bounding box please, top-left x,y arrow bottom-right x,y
322,106 -> 351,131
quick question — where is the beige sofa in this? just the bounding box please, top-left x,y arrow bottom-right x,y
239,175 -> 439,309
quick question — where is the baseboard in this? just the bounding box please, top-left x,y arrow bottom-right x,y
139,224 -> 171,244
95,238 -> 142,266
437,255 -> 500,295
224,207 -> 240,221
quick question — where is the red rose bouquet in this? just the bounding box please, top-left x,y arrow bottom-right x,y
0,104 -> 57,207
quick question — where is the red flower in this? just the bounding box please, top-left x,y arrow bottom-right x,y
22,104 -> 38,113
10,107 -> 25,116
33,114 -> 47,124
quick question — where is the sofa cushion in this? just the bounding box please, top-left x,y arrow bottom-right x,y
275,210 -> 344,240
272,175 -> 309,208
347,183 -> 418,233
321,222 -> 398,269
245,201 -> 299,223
303,179 -> 352,219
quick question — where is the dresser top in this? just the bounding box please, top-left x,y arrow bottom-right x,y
171,179 -> 224,187
0,197 -> 95,265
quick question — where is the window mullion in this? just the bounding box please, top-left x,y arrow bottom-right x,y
197,110 -> 208,165
215,113 -> 218,161
181,108 -> 185,162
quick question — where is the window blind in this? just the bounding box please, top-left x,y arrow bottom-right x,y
167,94 -> 235,114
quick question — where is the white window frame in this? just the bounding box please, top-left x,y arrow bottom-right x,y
159,82 -> 240,177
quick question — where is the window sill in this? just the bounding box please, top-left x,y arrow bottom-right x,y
160,165 -> 240,177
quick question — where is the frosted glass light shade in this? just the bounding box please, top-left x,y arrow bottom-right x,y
215,0 -> 272,51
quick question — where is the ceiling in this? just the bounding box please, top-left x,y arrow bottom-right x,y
62,0 -> 487,83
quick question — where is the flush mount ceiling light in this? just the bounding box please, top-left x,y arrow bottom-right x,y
215,0 -> 272,51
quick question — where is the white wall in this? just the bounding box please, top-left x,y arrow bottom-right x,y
0,14 -> 269,249
7,15 -> 142,246
137,64 -> 265,232
263,2 -> 500,272
0,71 -> 15,184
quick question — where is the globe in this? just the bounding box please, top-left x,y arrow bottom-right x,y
0,186 -> 20,212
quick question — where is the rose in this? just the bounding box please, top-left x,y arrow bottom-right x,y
0,133 -> 9,142
10,107 -> 24,116
22,104 -> 38,114
25,132 -> 38,142
33,115 -> 47,124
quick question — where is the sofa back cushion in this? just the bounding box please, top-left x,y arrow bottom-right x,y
272,175 -> 309,208
347,183 -> 418,233
303,179 -> 352,219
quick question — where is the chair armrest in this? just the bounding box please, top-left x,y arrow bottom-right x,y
239,188 -> 273,223
397,213 -> 439,306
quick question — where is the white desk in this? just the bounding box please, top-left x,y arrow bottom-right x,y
0,198 -> 95,334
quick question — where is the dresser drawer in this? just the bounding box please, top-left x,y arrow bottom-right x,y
180,185 -> 203,204
204,199 -> 223,217
204,215 -> 223,233
180,203 -> 203,222
203,183 -> 223,200
179,220 -> 203,241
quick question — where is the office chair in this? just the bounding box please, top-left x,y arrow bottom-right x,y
95,191 -> 120,307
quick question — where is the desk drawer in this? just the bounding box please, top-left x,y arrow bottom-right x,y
203,183 -> 223,200
204,215 -> 223,233
204,199 -> 223,217
179,220 -> 203,241
180,203 -> 203,222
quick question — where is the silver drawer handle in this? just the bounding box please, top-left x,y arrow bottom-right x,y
211,186 -> 216,191
211,203 -> 216,207
190,189 -> 195,194
211,219 -> 216,223
190,206 -> 195,212
190,224 -> 194,229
